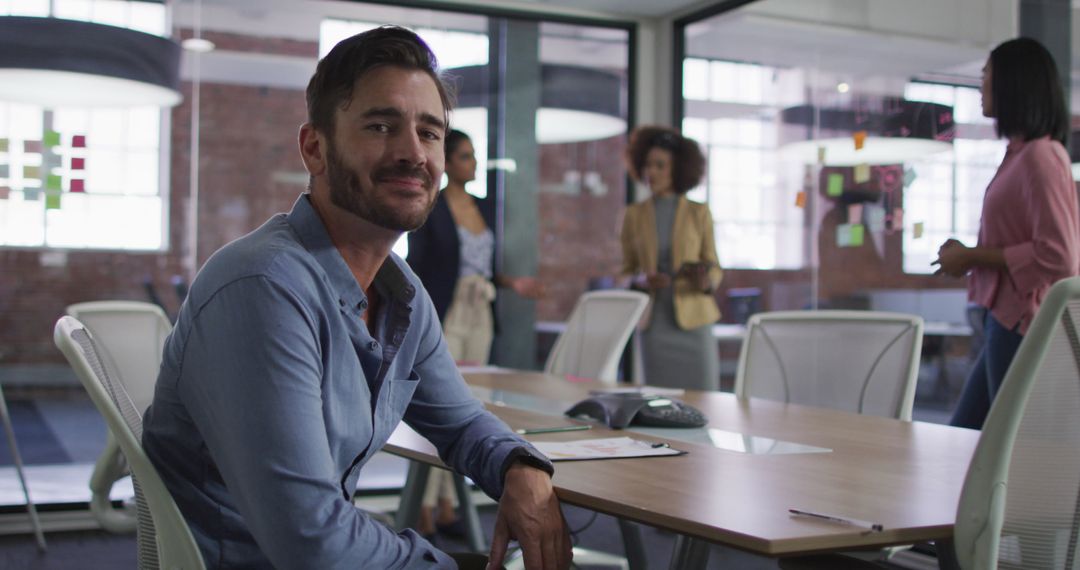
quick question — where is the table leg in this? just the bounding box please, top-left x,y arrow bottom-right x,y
0,386 -> 46,551
452,474 -> 487,553
394,460 -> 430,531
669,535 -> 709,570
618,519 -> 647,570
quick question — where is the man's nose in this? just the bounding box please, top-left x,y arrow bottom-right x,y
388,129 -> 425,165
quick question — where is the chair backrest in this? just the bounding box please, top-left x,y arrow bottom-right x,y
544,290 -> 650,384
954,277 -> 1080,570
734,310 -> 923,420
65,301 -> 171,417
54,316 -> 204,570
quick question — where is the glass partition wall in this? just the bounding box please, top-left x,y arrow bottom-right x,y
676,0 -> 1015,414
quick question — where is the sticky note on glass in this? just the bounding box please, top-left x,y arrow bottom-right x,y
71,157 -> 85,170
827,173 -> 844,197
913,221 -> 925,239
853,130 -> 868,150
43,130 -> 61,148
0,164 -> 8,179
853,163 -> 870,183
850,223 -> 865,246
72,135 -> 87,148
837,224 -> 853,247
45,192 -> 61,210
795,191 -> 806,208
23,165 -> 41,179
46,174 -> 62,190
24,188 -> 40,201
23,140 -> 43,153
847,203 -> 863,224
0,138 -> 8,153
816,145 -> 827,164
71,179 -> 85,193
0,187 -> 8,200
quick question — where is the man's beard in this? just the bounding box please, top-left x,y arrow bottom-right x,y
325,141 -> 436,232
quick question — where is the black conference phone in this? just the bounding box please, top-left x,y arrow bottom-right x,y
565,393 -> 708,429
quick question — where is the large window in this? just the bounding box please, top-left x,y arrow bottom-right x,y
682,58 -> 806,270
0,0 -> 168,250
902,83 -> 1005,274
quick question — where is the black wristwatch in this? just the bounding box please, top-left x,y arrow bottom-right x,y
502,446 -> 555,478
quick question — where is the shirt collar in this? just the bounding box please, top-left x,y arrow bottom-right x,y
285,194 -> 416,309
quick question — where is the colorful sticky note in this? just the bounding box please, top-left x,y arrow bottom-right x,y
816,145 -> 827,164
46,174 -> 62,190
849,223 -> 865,246
23,140 -> 43,153
853,130 -> 868,150
70,179 -> 85,193
827,173 -> 844,197
795,191 -> 807,209
24,188 -> 40,201
0,187 -> 8,200
71,157 -> 85,170
44,152 -> 61,169
847,203 -> 864,224
0,164 -> 8,179
72,135 -> 86,148
43,130 -> 61,148
913,221 -> 925,239
45,191 -> 61,210
0,138 -> 8,153
853,163 -> 870,184
837,223 -> 853,247
23,165 -> 41,179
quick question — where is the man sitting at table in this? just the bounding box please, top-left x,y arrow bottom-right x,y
141,25 -> 571,570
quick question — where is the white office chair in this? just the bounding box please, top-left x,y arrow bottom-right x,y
782,277 -> 1080,569
65,301 -> 172,535
55,316 -> 204,570
511,290 -> 650,570
543,290 -> 650,384
735,310 -> 924,421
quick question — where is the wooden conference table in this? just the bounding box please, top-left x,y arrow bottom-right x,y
385,370 -> 980,567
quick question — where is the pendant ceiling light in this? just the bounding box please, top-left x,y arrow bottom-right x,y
451,64 -> 626,144
0,16 -> 182,108
780,100 -> 954,166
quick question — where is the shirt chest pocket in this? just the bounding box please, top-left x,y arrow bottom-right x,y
386,370 -> 421,418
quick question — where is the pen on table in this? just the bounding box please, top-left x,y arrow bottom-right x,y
788,508 -> 883,532
515,425 -> 593,435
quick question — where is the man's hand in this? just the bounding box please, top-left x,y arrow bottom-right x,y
488,463 -> 571,570
932,238 -> 972,277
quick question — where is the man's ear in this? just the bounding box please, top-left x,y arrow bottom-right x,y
299,123 -> 327,177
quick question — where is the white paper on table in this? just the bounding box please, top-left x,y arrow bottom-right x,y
588,386 -> 685,397
531,437 -> 685,461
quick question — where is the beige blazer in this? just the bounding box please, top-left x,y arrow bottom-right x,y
620,195 -> 722,330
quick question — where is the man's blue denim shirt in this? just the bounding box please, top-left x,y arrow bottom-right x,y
143,194 -> 550,569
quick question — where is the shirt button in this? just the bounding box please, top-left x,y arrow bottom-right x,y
360,300 -> 368,309
338,299 -> 345,307
368,341 -> 378,350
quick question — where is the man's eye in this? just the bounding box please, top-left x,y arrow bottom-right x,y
367,124 -> 390,133
421,129 -> 442,141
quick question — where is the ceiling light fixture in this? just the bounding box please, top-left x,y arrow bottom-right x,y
0,16 -> 182,108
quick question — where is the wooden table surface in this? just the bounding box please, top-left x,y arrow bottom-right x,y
385,371 -> 980,557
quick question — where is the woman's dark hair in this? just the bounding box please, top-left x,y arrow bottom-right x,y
445,129 -> 471,162
305,26 -> 454,137
625,126 -> 706,195
989,37 -> 1068,145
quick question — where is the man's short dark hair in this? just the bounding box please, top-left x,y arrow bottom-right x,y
990,37 -> 1068,145
306,25 -> 454,137
625,126 -> 706,195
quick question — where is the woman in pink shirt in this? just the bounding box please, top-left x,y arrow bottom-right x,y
933,38 -> 1080,429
